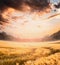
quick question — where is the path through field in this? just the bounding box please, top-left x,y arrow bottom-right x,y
0,40 -> 60,65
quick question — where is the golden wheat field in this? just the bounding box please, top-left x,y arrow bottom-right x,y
0,40 -> 60,65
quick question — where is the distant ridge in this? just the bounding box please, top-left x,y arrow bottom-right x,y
43,31 -> 60,41
50,31 -> 60,40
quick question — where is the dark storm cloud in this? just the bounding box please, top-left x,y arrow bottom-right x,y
54,2 -> 60,8
0,0 -> 50,11
1,0 -> 24,10
0,0 -> 50,24
25,0 -> 50,10
0,0 -> 7,11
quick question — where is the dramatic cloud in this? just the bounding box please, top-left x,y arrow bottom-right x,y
0,0 -> 60,42
0,0 -> 50,11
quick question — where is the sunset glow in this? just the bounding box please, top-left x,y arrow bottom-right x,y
1,7 -> 60,41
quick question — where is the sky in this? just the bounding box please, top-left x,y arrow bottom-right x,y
50,0 -> 60,4
0,0 -> 60,41
2,7 -> 60,40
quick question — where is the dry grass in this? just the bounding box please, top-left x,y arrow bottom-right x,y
0,40 -> 60,65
